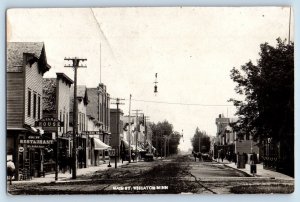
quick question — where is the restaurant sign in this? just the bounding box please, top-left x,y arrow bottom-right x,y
19,135 -> 53,148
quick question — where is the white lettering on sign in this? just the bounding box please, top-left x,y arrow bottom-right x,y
38,121 -> 62,127
19,139 -> 53,145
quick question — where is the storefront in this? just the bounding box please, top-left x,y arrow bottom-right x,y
77,135 -> 87,168
91,137 -> 111,166
7,126 -> 53,181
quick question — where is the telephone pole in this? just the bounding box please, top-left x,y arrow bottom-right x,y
64,57 -> 87,179
111,98 -> 125,168
288,6 -> 292,44
144,116 -> 150,151
132,109 -> 142,161
128,94 -> 132,163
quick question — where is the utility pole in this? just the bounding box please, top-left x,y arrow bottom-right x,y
128,94 -> 132,163
144,116 -> 150,152
156,130 -> 158,158
168,135 -> 171,156
132,109 -> 142,161
111,98 -> 125,168
164,135 -> 167,158
64,57 -> 87,179
199,133 -> 201,153
288,6 -> 292,44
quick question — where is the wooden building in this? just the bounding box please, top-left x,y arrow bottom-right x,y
7,42 -> 51,180
42,73 -> 73,173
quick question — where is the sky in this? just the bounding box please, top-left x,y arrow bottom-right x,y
7,7 -> 294,151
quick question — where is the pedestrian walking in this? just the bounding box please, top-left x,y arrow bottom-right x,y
220,149 -> 225,162
233,152 -> 237,165
243,152 -> 248,164
7,159 -> 15,185
250,152 -> 258,164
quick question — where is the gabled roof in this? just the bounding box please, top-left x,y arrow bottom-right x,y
56,73 -> 73,86
7,42 -> 51,73
70,85 -> 89,112
77,85 -> 87,98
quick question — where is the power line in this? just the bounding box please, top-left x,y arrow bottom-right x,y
128,98 -> 235,107
90,8 -> 116,60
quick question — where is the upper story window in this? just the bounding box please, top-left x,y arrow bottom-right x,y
83,114 -> 85,131
38,95 -> 41,120
27,89 -> 31,117
63,113 -> 65,133
78,112 -> 81,131
33,93 -> 37,119
59,111 -> 62,132
66,114 -> 69,132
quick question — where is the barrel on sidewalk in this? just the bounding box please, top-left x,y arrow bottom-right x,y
237,154 -> 246,169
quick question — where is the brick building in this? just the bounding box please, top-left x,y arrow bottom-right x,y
110,108 -> 124,161
6,42 -> 51,180
86,85 -> 111,166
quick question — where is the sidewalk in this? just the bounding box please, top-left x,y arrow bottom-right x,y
13,161 -> 129,184
214,159 -> 294,180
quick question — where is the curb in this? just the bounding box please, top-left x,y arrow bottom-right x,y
222,163 -> 253,177
213,159 -> 253,177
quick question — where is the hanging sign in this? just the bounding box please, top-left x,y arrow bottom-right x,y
35,117 -> 64,132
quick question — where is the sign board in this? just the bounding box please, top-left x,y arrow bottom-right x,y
108,149 -> 116,157
35,117 -> 64,132
82,131 -> 102,135
19,135 -> 53,148
63,131 -> 73,138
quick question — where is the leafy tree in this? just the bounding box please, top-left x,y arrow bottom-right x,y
191,127 -> 211,153
229,38 -> 294,144
168,131 -> 181,155
149,120 -> 181,156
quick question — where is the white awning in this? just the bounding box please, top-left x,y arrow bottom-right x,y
93,138 -> 111,150
122,140 -> 133,149
132,145 -> 145,152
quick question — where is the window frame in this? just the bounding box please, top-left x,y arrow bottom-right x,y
27,89 -> 32,117
33,92 -> 37,119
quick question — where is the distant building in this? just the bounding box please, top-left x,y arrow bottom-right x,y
122,115 -> 147,155
7,42 -> 51,180
86,85 -> 111,166
110,108 -> 124,160
215,114 -> 259,162
98,83 -> 111,141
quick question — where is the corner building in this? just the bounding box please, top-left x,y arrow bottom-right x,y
6,42 -> 51,180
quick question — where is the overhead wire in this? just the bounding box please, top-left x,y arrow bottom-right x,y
124,98 -> 235,107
